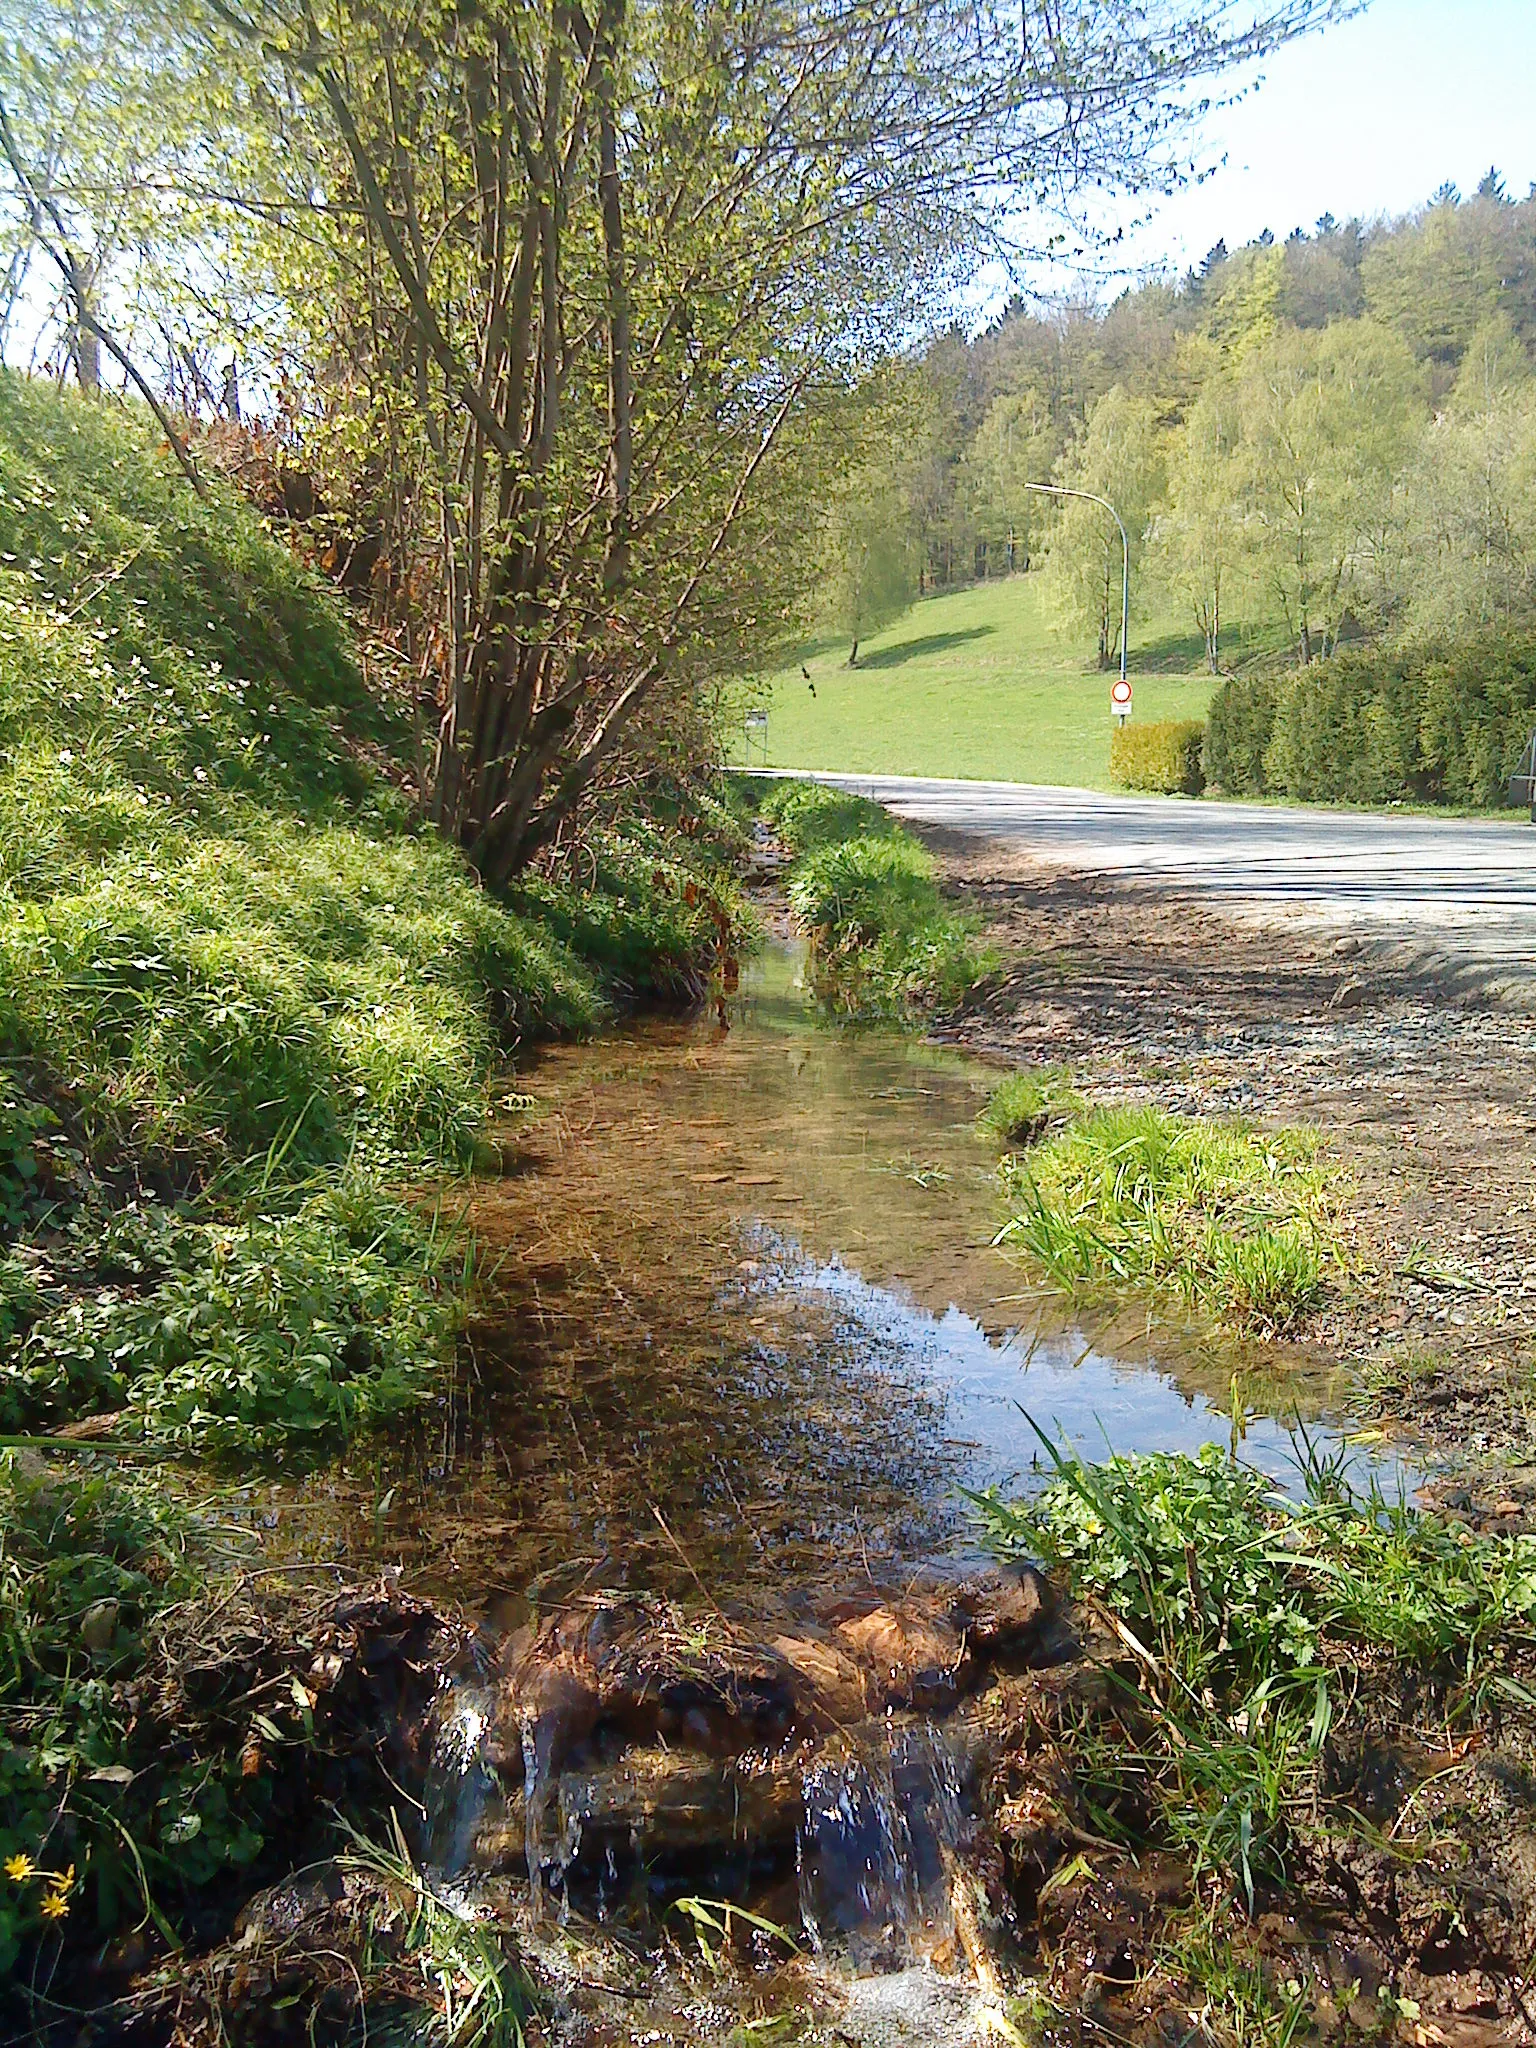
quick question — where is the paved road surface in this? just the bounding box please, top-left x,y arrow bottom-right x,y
782,772 -> 1536,995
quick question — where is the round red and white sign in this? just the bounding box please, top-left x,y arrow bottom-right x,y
1110,678 -> 1133,710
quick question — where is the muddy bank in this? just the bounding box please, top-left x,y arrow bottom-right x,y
925,829 -> 1536,1497
90,1560 -> 1536,2048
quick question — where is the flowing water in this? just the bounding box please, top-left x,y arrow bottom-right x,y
300,937 -> 1403,1602
287,937 -> 1418,2037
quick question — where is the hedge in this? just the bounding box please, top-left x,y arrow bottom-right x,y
1203,677 -> 1281,796
1110,718 -> 1206,795
1205,637 -> 1536,808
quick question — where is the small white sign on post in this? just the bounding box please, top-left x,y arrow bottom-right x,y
1110,677 -> 1133,724
744,708 -> 769,767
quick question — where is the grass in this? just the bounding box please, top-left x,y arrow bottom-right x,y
997,1103 -> 1338,1332
733,578 -> 1237,787
973,1436 -> 1536,1912
748,777 -> 990,1019
978,1067 -> 1083,1147
0,374 -> 746,1461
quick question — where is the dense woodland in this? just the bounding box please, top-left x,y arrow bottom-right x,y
834,175 -> 1536,684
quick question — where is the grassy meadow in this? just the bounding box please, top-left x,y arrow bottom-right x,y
735,575 -> 1244,786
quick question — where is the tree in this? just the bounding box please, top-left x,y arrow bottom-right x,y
1153,379 -> 1241,671
1232,319 -> 1423,661
1,0 -> 1350,876
1406,315 -> 1536,635
1047,384 -> 1163,668
823,468 -> 917,666
960,389 -> 1059,571
0,0 -> 210,483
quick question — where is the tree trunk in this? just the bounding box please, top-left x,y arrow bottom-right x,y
75,308 -> 100,391
847,638 -> 859,668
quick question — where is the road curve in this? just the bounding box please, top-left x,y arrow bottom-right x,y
776,771 -> 1536,995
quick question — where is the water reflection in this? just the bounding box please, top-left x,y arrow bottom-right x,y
285,939 -> 1410,1608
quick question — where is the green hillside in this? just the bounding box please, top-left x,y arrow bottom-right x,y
735,576 -> 1230,787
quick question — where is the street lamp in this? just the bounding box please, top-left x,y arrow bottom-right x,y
1019,482 -> 1130,689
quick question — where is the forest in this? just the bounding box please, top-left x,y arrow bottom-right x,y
823,175 -> 1536,802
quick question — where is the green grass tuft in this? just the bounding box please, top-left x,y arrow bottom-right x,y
752,776 -> 989,1020
998,1104 -> 1336,1331
974,1439 -> 1536,1909
979,1067 -> 1083,1147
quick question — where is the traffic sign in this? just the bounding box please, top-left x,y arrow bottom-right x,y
1110,677 -> 1132,716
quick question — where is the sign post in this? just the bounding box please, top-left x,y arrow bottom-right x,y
1110,676 -> 1132,725
744,709 -> 769,767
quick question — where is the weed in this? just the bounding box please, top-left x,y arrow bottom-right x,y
973,1437 -> 1536,1908
345,1823 -> 533,2048
998,1105 -> 1336,1331
1,1177 -> 461,1457
979,1068 -> 1083,1147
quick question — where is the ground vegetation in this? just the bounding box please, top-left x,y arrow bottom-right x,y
751,777 -> 990,1020
0,377 -> 744,2009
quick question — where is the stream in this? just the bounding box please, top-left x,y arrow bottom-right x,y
284,937 -> 1418,2044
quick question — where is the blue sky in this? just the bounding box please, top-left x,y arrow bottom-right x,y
1061,0 -> 1536,286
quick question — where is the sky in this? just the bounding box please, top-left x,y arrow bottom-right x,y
1029,0 -> 1536,295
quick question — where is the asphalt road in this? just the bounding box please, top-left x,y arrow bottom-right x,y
784,772 -> 1536,994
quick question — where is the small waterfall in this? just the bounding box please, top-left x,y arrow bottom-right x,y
420,1681 -> 500,1876
798,1724 -> 965,1969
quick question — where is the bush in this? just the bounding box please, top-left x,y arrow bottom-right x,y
1206,636 -> 1536,808
1203,677 -> 1281,796
762,780 -> 988,1019
1109,717 -> 1206,795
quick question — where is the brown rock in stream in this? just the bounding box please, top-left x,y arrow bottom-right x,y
487,1568 -> 1052,1768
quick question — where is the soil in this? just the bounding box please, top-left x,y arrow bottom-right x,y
922,826 -> 1536,1506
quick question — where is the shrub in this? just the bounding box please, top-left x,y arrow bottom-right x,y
1109,717 -> 1206,795
1206,636 -> 1536,808
1203,677 -> 1281,796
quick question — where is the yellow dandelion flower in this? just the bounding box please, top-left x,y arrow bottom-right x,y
37,1889 -> 69,1921
3,1855 -> 35,1882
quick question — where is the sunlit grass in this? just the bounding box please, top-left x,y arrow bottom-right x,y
978,1067 -> 1083,1147
974,1436 -> 1536,1912
997,1103 -> 1337,1331
752,776 -> 990,1019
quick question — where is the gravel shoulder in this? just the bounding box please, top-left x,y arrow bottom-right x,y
923,824 -> 1536,1503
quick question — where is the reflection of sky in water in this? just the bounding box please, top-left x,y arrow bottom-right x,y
753,1230 -> 1424,1508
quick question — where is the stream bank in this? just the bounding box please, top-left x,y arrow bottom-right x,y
121,927 -> 1536,2048
12,844 -> 1536,2043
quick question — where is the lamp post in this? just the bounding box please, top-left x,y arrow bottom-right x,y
1019,481 -> 1130,689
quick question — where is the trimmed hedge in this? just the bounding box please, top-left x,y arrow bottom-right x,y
1206,637 -> 1536,808
1203,677 -> 1281,796
1110,718 -> 1206,795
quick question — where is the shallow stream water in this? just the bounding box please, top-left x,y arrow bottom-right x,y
300,937 -> 1398,1612
285,938 -> 1416,2043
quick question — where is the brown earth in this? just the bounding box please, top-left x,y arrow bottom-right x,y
921,826 -> 1536,1502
